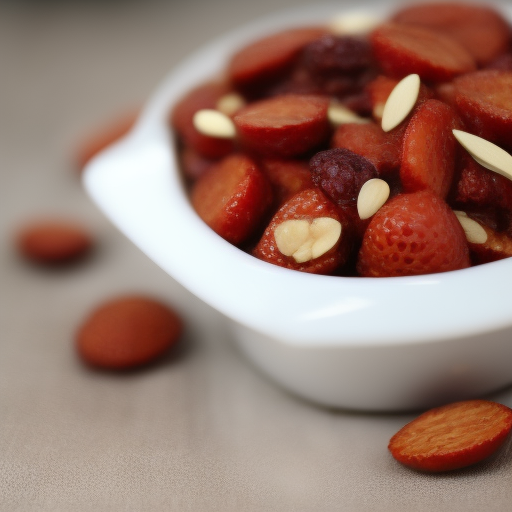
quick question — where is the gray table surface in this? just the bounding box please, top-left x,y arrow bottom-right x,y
2,0 -> 512,510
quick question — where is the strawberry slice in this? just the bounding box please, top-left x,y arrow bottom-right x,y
260,158 -> 314,206
393,2 -> 511,66
233,94 -> 330,158
453,70 -> 512,152
191,154 -> 273,246
331,122 -> 402,177
253,188 -> 351,274
228,27 -> 327,96
370,23 -> 476,82
171,81 -> 235,159
389,400 -> 512,472
357,190 -> 470,277
401,99 -> 461,198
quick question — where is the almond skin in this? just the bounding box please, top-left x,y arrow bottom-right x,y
76,296 -> 183,370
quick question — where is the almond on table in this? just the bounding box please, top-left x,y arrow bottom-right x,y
389,400 -> 512,472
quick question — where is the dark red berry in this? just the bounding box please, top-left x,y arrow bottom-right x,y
309,148 -> 378,206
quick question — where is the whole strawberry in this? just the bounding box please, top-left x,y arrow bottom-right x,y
357,190 -> 470,277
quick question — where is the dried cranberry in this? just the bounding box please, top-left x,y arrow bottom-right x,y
309,148 -> 378,206
302,35 -> 374,76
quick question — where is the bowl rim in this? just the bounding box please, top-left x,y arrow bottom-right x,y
83,0 -> 512,348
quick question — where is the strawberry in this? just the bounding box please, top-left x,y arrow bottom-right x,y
453,70 -> 512,152
331,122 -> 401,177
76,296 -> 183,370
260,158 -> 314,206
389,400 -> 512,472
253,188 -> 351,274
393,2 -> 511,66
233,94 -> 330,158
228,27 -> 327,96
400,99 -> 461,198
357,190 -> 470,277
370,23 -> 476,82
191,154 -> 273,246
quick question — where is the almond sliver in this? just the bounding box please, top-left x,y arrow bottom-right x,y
193,109 -> 237,139
452,130 -> 512,181
357,178 -> 390,219
328,102 -> 370,126
381,74 -> 420,132
453,210 -> 488,244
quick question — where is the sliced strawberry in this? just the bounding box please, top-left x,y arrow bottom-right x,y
453,70 -> 512,152
389,400 -> 512,472
191,154 -> 273,246
401,99 -> 461,198
393,2 -> 511,66
253,188 -> 351,274
370,23 -> 476,82
357,190 -> 470,277
233,94 -> 330,158
331,122 -> 401,177
260,158 -> 313,206
228,27 -> 327,96
454,154 -> 512,215
170,81 -> 235,159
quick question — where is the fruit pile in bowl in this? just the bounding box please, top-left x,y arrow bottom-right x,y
84,1 -> 512,411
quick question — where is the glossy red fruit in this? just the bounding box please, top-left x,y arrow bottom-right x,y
331,122 -> 401,177
191,154 -> 273,246
453,70 -> 512,152
228,27 -> 327,95
371,23 -> 476,82
16,219 -> 93,265
233,94 -> 330,158
310,148 -> 378,207
389,400 -> 512,472
260,158 -> 314,206
76,296 -> 183,370
393,2 -> 511,66
401,99 -> 461,198
357,191 -> 470,277
171,81 -> 235,159
253,188 -> 351,274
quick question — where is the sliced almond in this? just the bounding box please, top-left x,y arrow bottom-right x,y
357,178 -> 390,220
381,74 -> 420,133
216,92 -> 246,116
192,109 -> 236,139
328,102 -> 370,127
453,210 -> 488,244
329,12 -> 381,35
274,217 -> 342,263
452,130 -> 512,182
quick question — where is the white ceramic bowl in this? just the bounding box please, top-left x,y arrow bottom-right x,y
83,0 -> 512,411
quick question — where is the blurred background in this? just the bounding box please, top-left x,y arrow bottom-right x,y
2,0 -> 512,510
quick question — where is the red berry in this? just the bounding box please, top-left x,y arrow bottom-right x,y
357,191 -> 470,277
389,400 -> 512,472
191,154 -> 273,246
400,99 -> 461,198
310,148 -> 378,206
371,23 -> 476,82
233,94 -> 330,158
253,188 -> 351,274
76,296 -> 183,370
393,2 -> 511,66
